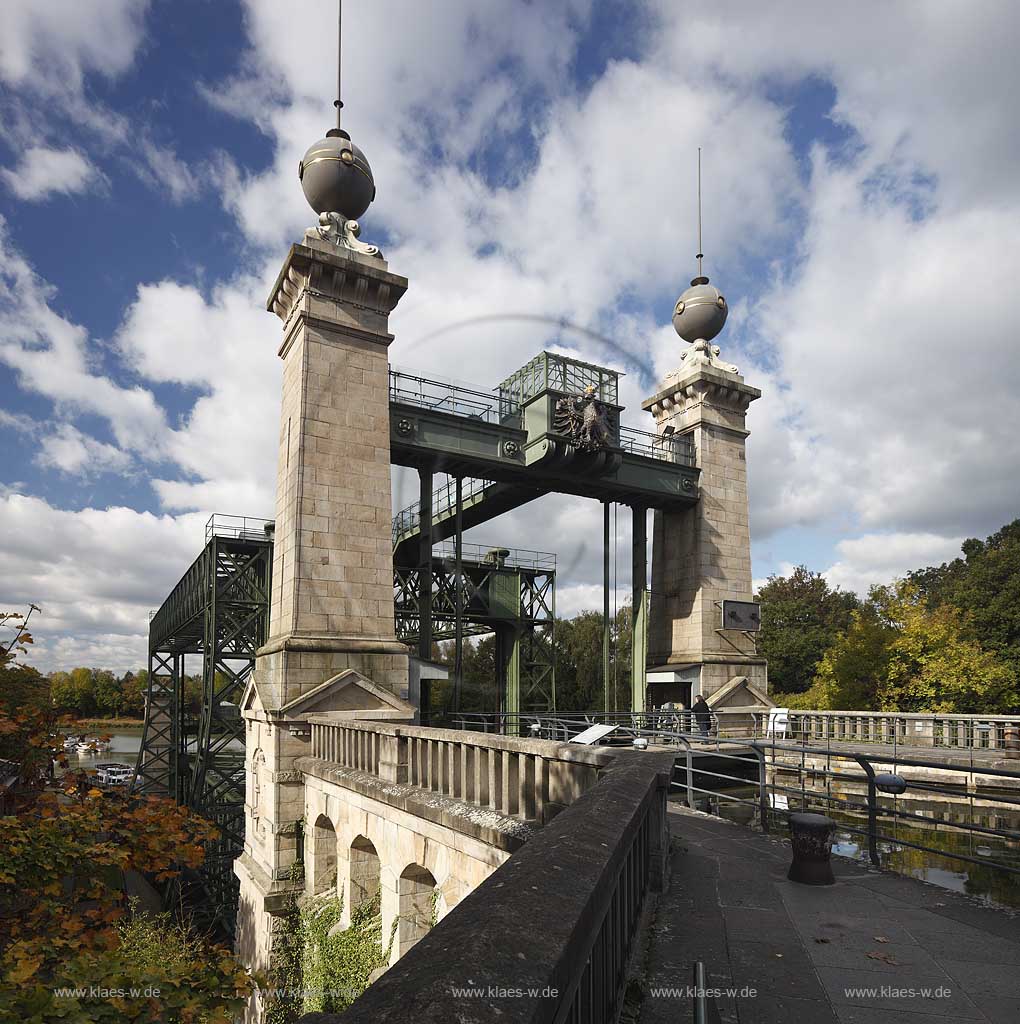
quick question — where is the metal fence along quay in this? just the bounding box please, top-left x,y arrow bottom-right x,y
453,710 -> 1020,886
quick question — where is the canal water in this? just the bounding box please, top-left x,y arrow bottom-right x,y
64,731 -> 141,771
682,777 -> 1020,910
64,730 -> 245,773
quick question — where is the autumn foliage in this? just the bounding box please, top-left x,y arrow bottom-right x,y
0,608 -> 256,1022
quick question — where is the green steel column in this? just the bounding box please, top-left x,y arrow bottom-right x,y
631,505 -> 648,714
454,477 -> 463,716
417,467 -> 434,722
603,500 -> 611,713
497,625 -> 522,734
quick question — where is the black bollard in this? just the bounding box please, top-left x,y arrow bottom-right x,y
787,812 -> 836,885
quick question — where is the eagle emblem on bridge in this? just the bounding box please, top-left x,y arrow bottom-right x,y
554,385 -> 612,451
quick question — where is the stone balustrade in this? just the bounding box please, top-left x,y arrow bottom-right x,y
299,749 -> 674,1024
306,716 -> 612,824
753,709 -> 1020,749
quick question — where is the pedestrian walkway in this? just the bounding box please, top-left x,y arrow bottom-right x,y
637,803 -> 1020,1023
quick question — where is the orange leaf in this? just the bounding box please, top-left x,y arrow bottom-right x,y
7,956 -> 42,984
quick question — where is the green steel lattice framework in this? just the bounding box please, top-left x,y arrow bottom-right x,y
393,548 -> 556,716
133,518 -> 272,933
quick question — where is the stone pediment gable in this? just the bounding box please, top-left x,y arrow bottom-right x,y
240,675 -> 266,714
277,668 -> 416,720
707,675 -> 774,709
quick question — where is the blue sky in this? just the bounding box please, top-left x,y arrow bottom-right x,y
2,1 -> 1018,672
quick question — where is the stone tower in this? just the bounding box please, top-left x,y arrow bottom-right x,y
233,229 -> 415,992
233,63 -> 418,997
641,261 -> 767,704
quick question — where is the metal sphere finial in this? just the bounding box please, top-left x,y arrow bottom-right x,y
298,0 -> 376,223
672,147 -> 727,342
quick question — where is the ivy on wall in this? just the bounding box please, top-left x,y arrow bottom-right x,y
263,880 -> 402,1024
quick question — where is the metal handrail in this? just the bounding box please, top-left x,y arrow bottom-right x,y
455,712 -> 1020,884
389,367 -> 520,425
618,425 -> 697,467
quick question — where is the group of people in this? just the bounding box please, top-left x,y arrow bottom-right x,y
656,694 -> 713,736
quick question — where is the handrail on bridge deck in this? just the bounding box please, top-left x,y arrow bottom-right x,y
389,367 -> 521,426
301,718 -> 673,1024
453,710 -> 1020,885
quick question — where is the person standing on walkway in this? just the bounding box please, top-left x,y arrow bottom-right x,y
692,694 -> 712,736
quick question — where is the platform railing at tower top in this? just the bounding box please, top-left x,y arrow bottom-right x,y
618,424 -> 697,466
388,367 -> 522,426
203,513 -> 274,543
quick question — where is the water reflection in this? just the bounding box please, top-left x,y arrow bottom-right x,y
682,778 -> 1020,910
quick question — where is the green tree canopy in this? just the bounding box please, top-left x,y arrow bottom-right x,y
909,518 -> 1020,676
754,566 -> 859,694
876,582 -> 1019,713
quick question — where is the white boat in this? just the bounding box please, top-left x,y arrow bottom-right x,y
76,737 -> 111,756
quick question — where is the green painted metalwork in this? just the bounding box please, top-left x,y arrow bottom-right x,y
631,507 -> 648,713
393,544 -> 555,718
134,515 -> 272,934
497,350 -> 620,410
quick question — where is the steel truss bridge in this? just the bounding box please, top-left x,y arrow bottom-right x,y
133,515 -> 273,934
388,349 -> 700,719
394,541 -> 556,719
135,349 -> 699,929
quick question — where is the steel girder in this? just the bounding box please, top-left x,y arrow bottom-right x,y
394,554 -> 556,715
134,529 -> 272,935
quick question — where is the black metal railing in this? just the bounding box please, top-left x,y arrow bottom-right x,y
454,713 -> 1020,885
389,367 -> 521,425
618,425 -> 697,467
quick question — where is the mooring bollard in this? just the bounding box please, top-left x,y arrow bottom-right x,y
787,812 -> 836,885
1003,727 -> 1020,759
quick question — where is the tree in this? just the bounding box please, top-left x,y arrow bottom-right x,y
754,567 -> 860,695
909,518 -> 1020,677
876,582 -> 1019,714
121,670 -> 147,717
793,581 -> 1019,713
0,615 -> 256,1019
0,785 -> 255,1021
795,603 -> 894,710
92,669 -> 123,718
50,667 -> 96,717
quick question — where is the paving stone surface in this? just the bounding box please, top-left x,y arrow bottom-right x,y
638,804 -> 1020,1023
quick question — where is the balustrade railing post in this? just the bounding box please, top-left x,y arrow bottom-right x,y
754,744 -> 770,834
853,754 -> 881,868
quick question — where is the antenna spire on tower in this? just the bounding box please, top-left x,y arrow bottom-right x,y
696,146 -> 704,280
333,0 -> 344,132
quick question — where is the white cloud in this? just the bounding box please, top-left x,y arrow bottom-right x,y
3,0 -> 1020,671
0,145 -> 104,201
823,532 -> 965,596
0,0 -> 148,92
0,494 -> 204,673
0,217 -> 168,452
36,423 -> 132,476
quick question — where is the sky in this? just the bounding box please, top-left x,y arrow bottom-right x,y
1,0 -> 1018,674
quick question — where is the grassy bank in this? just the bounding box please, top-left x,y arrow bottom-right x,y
67,717 -> 145,732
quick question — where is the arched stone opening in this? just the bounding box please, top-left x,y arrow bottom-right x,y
397,863 -> 437,958
308,813 -> 337,895
349,835 -> 380,920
